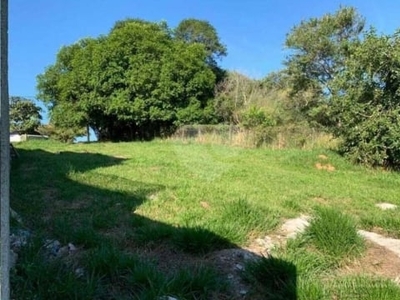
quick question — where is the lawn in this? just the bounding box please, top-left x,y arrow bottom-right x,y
10,139 -> 400,299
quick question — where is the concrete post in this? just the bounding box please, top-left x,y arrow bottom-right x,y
0,0 -> 10,299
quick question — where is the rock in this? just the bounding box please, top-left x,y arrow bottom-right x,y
68,243 -> 77,252
375,203 -> 398,210
10,229 -> 31,251
235,263 -> 244,271
57,246 -> 69,257
281,215 -> 310,239
358,230 -> 400,258
75,268 -> 85,278
159,297 -> 178,300
45,239 -> 61,256
239,289 -> 248,295
255,236 -> 274,250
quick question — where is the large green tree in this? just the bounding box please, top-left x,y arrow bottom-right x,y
37,19 -> 222,141
10,96 -> 42,134
284,6 -> 365,125
175,18 -> 227,65
175,18 -> 227,83
329,29 -> 400,167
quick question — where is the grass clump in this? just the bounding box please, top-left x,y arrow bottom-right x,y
217,198 -> 279,244
171,226 -> 232,254
360,211 -> 400,238
305,207 -> 365,261
329,276 -> 400,300
244,237 -> 332,299
12,237 -> 100,300
244,256 -> 297,300
281,237 -> 334,276
164,266 -> 228,300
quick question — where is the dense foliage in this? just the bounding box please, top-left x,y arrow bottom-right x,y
284,6 -> 365,126
284,7 -> 400,168
10,96 -> 42,134
37,19 -> 224,141
329,29 -> 400,167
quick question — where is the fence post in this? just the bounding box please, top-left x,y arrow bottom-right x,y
0,0 -> 10,299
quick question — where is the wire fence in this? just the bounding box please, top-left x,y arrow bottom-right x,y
171,124 -> 337,149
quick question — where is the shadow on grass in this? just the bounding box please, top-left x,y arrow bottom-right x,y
10,147 -> 297,299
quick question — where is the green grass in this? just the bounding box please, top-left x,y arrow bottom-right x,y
244,256 -> 297,300
329,276 -> 400,300
10,139 -> 400,299
304,207 -> 365,262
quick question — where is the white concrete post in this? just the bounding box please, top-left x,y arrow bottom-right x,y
0,0 -> 10,299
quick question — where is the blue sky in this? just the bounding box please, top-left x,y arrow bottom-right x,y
9,0 -> 400,121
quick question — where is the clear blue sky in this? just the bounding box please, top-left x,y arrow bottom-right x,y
9,0 -> 400,117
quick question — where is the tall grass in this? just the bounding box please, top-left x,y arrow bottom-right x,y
305,207 -> 365,262
170,124 -> 338,149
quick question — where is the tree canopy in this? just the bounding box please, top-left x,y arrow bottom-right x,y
284,6 -> 365,125
37,18 -> 224,141
282,6 -> 400,168
329,28 -> 400,167
175,18 -> 227,66
10,96 -> 42,134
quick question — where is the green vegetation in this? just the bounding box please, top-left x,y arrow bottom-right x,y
10,140 -> 400,299
244,256 -> 297,299
11,3 -> 400,299
35,6 -> 400,168
10,96 -> 42,134
305,208 -> 365,262
37,18 -> 224,142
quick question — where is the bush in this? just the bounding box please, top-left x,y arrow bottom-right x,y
337,108 -> 400,168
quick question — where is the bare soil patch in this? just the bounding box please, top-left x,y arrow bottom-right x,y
339,241 -> 400,281
315,162 -> 335,171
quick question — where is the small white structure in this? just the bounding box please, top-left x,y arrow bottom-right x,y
10,132 -> 48,143
9,132 -> 22,143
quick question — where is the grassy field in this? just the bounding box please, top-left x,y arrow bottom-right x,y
10,139 -> 400,299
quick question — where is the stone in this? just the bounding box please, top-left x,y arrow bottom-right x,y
75,268 -> 85,278
10,229 -> 31,254
358,230 -> 400,258
281,215 -> 310,239
57,246 -> 69,257
235,263 -> 244,271
255,236 -> 274,250
375,203 -> 398,210
68,243 -> 77,252
45,239 -> 61,256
